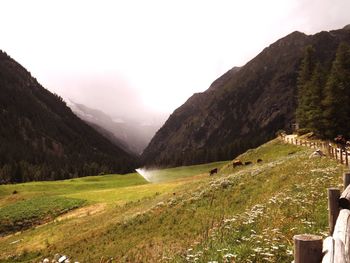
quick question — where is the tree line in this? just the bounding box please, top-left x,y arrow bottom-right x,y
296,42 -> 350,139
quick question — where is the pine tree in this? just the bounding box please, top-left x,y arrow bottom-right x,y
296,45 -> 317,128
307,63 -> 327,134
322,42 -> 350,138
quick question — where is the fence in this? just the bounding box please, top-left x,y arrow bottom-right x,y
281,134 -> 350,167
280,134 -> 350,262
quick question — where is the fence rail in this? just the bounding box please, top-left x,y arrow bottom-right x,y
281,134 -> 350,262
281,134 -> 350,167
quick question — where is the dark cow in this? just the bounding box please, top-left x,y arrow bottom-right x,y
244,161 -> 252,165
232,160 -> 243,168
209,168 -> 218,176
257,159 -> 263,163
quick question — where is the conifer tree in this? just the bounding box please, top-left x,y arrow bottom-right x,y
322,42 -> 350,138
296,45 -> 316,128
307,63 -> 327,134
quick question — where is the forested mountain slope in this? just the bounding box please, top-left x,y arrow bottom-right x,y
142,26 -> 350,167
0,51 -> 137,183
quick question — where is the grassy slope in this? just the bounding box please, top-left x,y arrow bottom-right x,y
0,141 -> 345,262
140,161 -> 229,183
0,161 -> 228,262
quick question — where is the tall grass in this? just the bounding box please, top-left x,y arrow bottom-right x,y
0,140 -> 344,262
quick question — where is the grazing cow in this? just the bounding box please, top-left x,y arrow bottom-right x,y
209,168 -> 218,176
232,160 -> 243,168
244,161 -> 252,165
257,159 -> 263,163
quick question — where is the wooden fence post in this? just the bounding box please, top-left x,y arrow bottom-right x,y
332,209 -> 350,260
340,148 -> 344,164
343,172 -> 350,190
339,184 -> 350,209
328,188 -> 341,235
330,146 -> 333,158
322,236 -> 349,263
346,151 -> 349,166
293,234 -> 323,263
335,148 -> 338,161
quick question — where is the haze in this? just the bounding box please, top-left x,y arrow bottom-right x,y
1,0 -> 349,123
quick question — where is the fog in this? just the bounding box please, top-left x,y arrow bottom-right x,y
48,72 -> 165,124
1,0 -> 350,130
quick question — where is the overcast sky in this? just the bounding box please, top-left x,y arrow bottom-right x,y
1,0 -> 350,121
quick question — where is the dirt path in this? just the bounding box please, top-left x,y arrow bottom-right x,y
56,203 -> 106,222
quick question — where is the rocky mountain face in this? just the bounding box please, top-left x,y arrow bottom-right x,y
0,51 -> 137,183
67,101 -> 165,155
142,26 -> 350,167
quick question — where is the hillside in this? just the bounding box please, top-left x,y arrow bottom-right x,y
0,51 -> 137,183
0,139 -> 344,262
142,26 -> 350,167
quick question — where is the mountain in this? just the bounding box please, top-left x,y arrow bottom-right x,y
0,51 -> 137,183
67,100 -> 166,155
142,26 -> 350,167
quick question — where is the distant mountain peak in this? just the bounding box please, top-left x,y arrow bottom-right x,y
67,100 -> 165,155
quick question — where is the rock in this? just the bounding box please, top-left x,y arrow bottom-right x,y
220,180 -> 232,189
58,256 -> 67,263
309,149 -> 325,158
43,259 -> 50,263
156,201 -> 165,207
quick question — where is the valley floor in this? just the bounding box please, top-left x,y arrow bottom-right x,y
0,139 -> 345,262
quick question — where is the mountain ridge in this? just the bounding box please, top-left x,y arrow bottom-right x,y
0,51 -> 137,183
142,26 -> 350,167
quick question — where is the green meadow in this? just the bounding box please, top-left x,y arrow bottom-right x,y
0,139 -> 345,262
